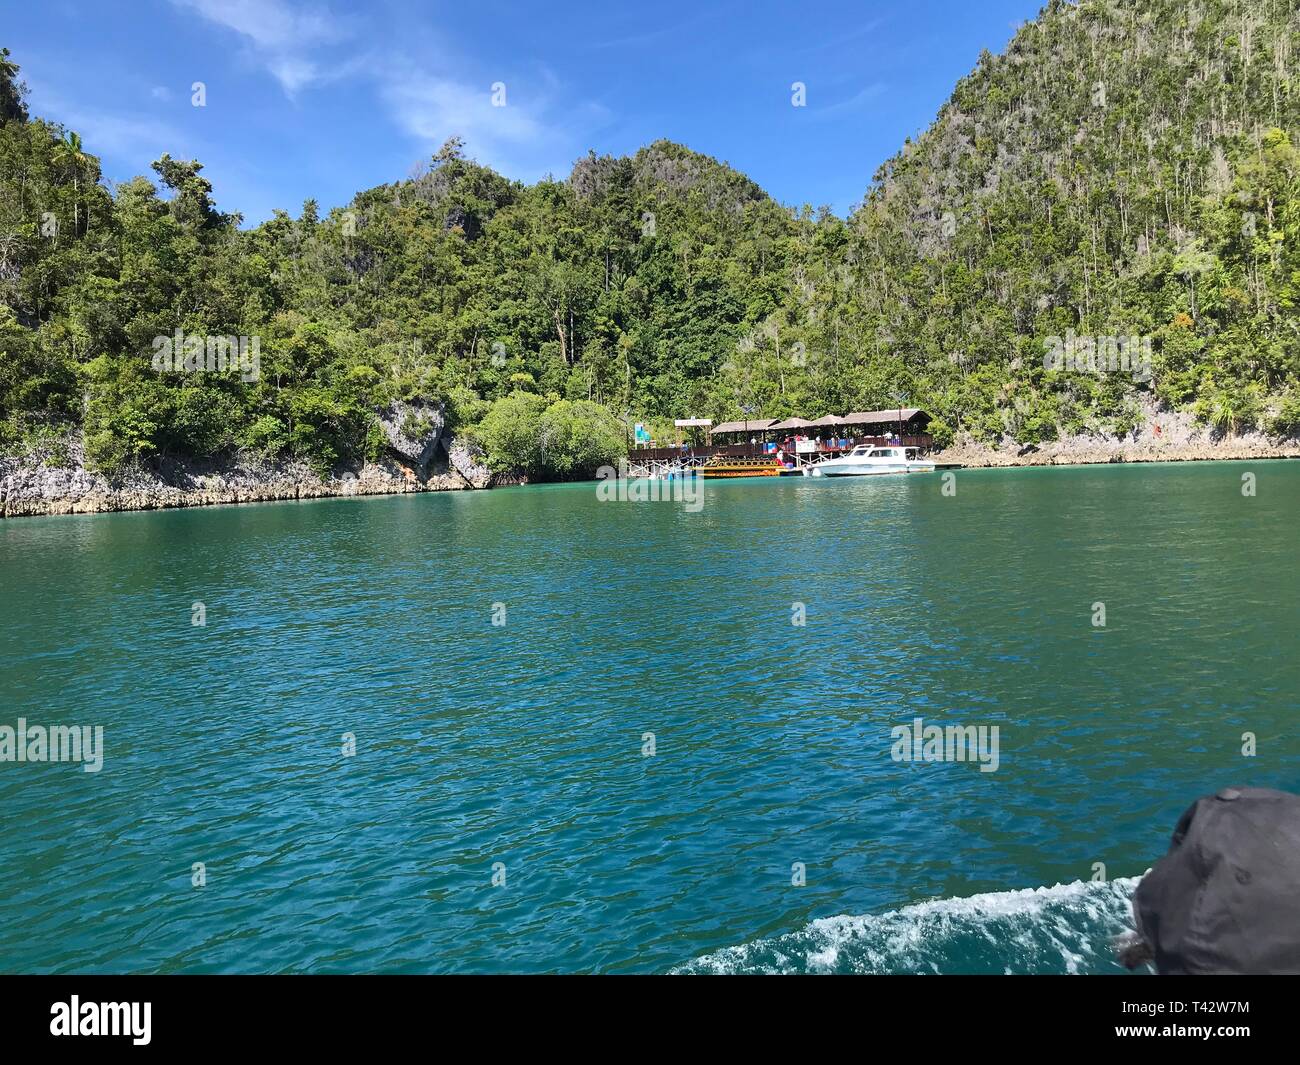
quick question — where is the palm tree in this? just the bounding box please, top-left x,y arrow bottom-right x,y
52,131 -> 90,235
1200,377 -> 1262,437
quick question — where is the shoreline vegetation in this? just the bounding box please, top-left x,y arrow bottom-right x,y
4,1 -> 1300,504
5,430 -> 1296,519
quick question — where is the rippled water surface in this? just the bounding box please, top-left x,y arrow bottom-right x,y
1,462 -> 1297,973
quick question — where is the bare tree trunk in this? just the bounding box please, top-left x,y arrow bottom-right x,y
554,310 -> 568,365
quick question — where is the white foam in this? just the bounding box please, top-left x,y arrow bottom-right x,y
672,876 -> 1145,975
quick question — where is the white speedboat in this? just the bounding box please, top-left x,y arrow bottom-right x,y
808,445 -> 935,477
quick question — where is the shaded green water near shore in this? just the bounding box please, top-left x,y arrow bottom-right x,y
0,461 -> 1296,973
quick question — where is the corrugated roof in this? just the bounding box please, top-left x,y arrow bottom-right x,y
711,418 -> 778,434
711,410 -> 929,432
840,408 -> 925,425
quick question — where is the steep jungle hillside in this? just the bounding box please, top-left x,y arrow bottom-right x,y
829,0 -> 1300,444
1,0 -> 1298,480
711,0 -> 1300,446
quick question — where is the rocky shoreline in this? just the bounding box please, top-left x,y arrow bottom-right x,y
933,437 -> 1300,468
932,404 -> 1300,468
0,451 -> 498,519
1,401 -> 503,519
6,405 -> 1298,519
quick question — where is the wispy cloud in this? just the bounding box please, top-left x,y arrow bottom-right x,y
25,81 -> 188,165
170,0 -> 351,93
794,19 -> 886,56
377,59 -> 609,178
587,7 -> 734,51
167,0 -> 609,180
380,65 -> 544,148
810,82 -> 889,121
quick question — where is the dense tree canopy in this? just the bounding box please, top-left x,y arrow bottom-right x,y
1,0 -> 1298,479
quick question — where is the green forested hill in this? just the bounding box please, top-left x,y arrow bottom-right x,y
2,0 -> 1299,479
827,0 -> 1300,445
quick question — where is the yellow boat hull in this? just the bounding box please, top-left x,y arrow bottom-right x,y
700,461 -> 782,478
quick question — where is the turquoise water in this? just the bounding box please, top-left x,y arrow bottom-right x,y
0,462 -> 1296,973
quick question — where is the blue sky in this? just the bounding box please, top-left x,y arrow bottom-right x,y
6,0 -> 1044,225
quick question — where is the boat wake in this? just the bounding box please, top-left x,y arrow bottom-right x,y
671,877 -> 1145,975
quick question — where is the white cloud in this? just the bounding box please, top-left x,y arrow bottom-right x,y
378,62 -> 614,180
167,1 -> 610,180
74,112 -> 186,161
380,65 -> 542,154
810,83 -> 889,121
25,81 -> 187,166
170,0 -> 349,93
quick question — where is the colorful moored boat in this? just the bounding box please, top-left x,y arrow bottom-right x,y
700,455 -> 783,478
